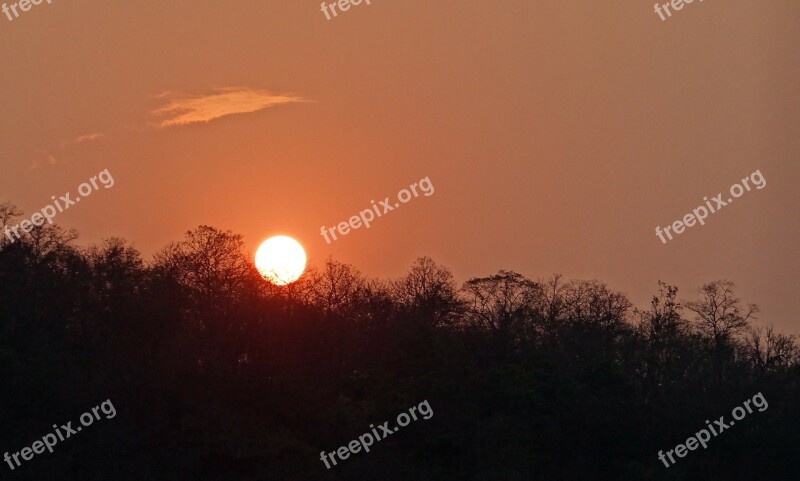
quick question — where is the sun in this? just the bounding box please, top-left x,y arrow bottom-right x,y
255,236 -> 307,285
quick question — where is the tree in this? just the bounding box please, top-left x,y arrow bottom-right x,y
153,225 -> 256,307
559,279 -> 632,329
151,226 -> 261,377
685,280 -> 757,348
636,282 -> 686,344
460,270 -> 542,355
308,258 -> 366,316
392,256 -> 460,327
0,201 -> 22,249
685,280 -> 758,380
747,325 -> 798,374
634,282 -> 704,398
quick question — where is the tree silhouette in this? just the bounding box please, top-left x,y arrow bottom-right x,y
0,221 -> 797,481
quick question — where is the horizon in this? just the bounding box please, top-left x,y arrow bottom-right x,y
0,212 -> 792,337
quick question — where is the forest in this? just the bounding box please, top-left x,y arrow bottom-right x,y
1,204 -> 798,480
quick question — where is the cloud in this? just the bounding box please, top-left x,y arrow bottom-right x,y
30,150 -> 57,170
152,88 -> 308,128
60,132 -> 104,148
74,132 -> 104,145
32,132 -> 103,169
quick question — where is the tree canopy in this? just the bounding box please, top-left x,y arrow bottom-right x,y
0,218 -> 797,481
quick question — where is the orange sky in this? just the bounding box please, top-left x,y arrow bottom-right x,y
1,0 -> 798,333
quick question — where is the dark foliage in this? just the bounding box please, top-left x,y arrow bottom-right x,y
1,220 -> 798,480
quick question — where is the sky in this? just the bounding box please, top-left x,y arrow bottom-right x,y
0,0 -> 798,333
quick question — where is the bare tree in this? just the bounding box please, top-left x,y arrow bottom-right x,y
636,281 -> 686,342
152,225 -> 254,304
461,270 -> 542,340
392,256 -> 460,327
559,279 -> 632,329
747,325 -> 798,373
685,280 -> 757,348
0,201 -> 23,249
308,258 -> 366,316
26,224 -> 79,260
539,274 -> 565,324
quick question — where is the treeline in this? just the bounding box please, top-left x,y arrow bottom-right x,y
0,209 -> 798,480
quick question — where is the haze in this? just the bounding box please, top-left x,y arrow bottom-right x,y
1,0 -> 797,332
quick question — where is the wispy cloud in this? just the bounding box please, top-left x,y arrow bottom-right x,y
60,132 -> 104,148
74,132 -> 104,145
30,132 -> 104,169
152,88 -> 308,128
30,150 -> 58,170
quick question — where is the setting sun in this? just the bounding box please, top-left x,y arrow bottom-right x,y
255,235 -> 307,285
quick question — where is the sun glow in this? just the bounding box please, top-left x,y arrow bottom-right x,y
255,236 -> 307,285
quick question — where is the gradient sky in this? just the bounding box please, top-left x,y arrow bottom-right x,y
1,0 -> 798,332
